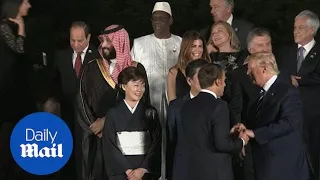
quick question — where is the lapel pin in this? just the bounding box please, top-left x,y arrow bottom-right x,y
173,45 -> 177,53
234,28 -> 238,32
88,50 -> 92,53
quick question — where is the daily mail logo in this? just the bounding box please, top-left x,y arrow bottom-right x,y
21,128 -> 63,158
10,112 -> 73,175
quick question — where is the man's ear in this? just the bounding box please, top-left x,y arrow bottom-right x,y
87,34 -> 91,41
214,79 -> 220,87
121,84 -> 126,91
169,17 -> 173,26
310,27 -> 316,37
248,47 -> 253,54
226,4 -> 232,14
186,77 -> 192,86
262,65 -> 268,74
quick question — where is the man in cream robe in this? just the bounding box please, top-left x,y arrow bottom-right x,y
130,2 -> 182,179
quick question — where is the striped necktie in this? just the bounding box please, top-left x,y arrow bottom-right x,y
256,89 -> 266,119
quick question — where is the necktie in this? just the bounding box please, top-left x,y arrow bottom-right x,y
75,52 -> 82,78
256,89 -> 266,119
297,46 -> 305,72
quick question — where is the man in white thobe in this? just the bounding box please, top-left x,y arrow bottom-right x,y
130,2 -> 182,179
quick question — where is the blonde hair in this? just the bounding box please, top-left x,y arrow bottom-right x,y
177,31 -> 211,71
246,52 -> 280,75
208,21 -> 240,51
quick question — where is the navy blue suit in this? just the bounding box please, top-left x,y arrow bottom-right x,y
166,94 -> 190,180
249,74 -> 310,180
175,92 -> 243,180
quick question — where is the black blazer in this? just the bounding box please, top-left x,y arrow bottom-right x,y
248,74 -> 310,180
174,92 -> 243,180
278,43 -> 320,118
200,17 -> 254,50
166,94 -> 190,179
53,44 -> 99,96
229,64 -> 261,124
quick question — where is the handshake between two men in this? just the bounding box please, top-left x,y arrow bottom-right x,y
230,123 -> 255,156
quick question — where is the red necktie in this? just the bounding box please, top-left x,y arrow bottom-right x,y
75,52 -> 82,77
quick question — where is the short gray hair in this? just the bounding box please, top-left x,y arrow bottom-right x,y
224,0 -> 234,11
295,10 -> 320,36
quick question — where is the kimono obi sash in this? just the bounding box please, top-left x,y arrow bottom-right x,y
116,131 -> 150,155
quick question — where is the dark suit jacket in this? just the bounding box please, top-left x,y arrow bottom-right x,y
175,92 -> 243,180
278,43 -> 320,119
166,94 -> 190,179
278,43 -> 320,179
53,44 -> 99,95
200,18 -> 254,50
52,45 -> 100,180
229,64 -> 261,124
249,74 -> 310,180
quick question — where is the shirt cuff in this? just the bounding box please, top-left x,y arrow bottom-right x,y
240,138 -> 246,146
141,168 -> 148,173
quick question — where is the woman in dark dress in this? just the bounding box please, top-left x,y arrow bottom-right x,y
167,31 -> 211,102
0,0 -> 32,179
207,21 -> 244,125
0,0 -> 32,121
102,66 -> 161,180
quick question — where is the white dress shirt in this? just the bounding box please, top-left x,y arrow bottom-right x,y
72,45 -> 89,68
226,14 -> 233,26
109,59 -> 117,74
190,92 -> 196,99
263,75 -> 278,92
200,89 -> 218,98
298,39 -> 316,59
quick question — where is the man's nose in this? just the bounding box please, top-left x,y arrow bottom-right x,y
210,8 -> 215,15
101,41 -> 110,47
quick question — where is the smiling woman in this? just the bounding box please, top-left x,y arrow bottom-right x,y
167,30 -> 211,102
102,66 -> 161,180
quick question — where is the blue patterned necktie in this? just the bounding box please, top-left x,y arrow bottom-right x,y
297,46 -> 305,72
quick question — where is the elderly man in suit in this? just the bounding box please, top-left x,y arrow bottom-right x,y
200,0 -> 253,49
243,52 -> 310,180
278,10 -> 320,180
176,63 -> 249,180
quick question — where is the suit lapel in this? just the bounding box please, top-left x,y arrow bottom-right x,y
257,77 -> 281,122
65,48 -> 78,81
182,94 -> 191,101
231,19 -> 239,33
298,43 -> 319,76
83,46 -> 94,65
290,46 -> 298,75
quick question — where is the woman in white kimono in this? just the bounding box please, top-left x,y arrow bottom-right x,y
102,66 -> 161,180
